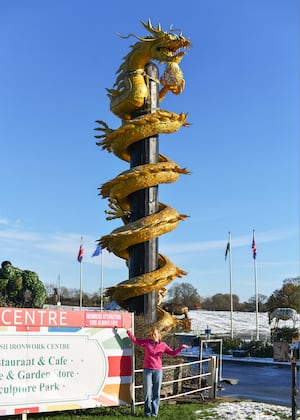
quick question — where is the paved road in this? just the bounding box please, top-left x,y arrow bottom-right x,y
218,359 -> 298,407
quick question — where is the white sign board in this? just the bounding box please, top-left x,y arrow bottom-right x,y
0,308 -> 132,415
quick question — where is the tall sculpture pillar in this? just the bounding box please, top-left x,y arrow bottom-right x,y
127,62 -> 159,323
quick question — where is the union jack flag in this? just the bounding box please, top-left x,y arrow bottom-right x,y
77,243 -> 84,263
252,235 -> 257,260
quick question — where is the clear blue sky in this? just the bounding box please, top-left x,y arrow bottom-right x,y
1,0 -> 299,303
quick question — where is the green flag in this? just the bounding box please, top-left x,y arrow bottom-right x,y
225,241 -> 230,260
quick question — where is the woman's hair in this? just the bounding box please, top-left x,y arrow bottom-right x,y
148,326 -> 161,341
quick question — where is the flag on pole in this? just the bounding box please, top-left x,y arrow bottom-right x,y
225,232 -> 231,260
92,244 -> 102,257
225,240 -> 230,260
77,243 -> 84,263
252,231 -> 257,260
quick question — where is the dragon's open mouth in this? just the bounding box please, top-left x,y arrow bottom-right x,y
156,39 -> 191,61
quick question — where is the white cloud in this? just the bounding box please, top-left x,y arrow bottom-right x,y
0,217 -> 9,225
160,227 -> 296,255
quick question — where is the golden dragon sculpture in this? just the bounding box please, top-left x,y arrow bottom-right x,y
95,19 -> 191,335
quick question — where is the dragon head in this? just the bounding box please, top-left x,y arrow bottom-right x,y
139,19 -> 191,64
109,20 -> 190,117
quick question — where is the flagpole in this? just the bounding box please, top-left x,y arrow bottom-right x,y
57,273 -> 61,306
228,232 -> 233,339
79,260 -> 83,309
254,257 -> 259,340
78,237 -> 84,309
100,249 -> 104,310
225,232 -> 233,339
91,244 -> 103,309
252,229 -> 259,340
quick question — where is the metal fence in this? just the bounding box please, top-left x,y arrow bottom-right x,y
131,356 -> 217,414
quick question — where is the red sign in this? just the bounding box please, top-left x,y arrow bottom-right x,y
0,308 -> 131,328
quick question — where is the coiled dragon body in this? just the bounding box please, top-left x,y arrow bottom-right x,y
95,20 -> 191,335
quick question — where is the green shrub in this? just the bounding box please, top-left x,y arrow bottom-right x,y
271,327 -> 299,343
241,340 -> 273,358
221,337 -> 242,354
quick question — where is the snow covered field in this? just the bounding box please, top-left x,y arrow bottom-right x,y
188,311 -> 300,419
188,310 -> 299,339
195,401 -> 296,419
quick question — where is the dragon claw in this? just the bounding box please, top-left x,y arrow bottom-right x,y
105,199 -> 130,222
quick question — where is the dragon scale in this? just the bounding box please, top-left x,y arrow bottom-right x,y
96,20 -> 191,335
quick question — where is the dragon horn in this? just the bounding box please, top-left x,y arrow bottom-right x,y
117,22 -> 155,42
141,19 -> 162,38
169,24 -> 183,37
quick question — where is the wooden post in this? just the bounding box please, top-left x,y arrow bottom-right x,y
291,350 -> 297,420
127,62 -> 159,324
173,365 -> 183,395
207,356 -> 217,399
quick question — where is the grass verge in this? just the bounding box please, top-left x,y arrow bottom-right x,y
4,400 -> 295,420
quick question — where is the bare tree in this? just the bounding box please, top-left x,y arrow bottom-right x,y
267,277 -> 300,312
167,282 -> 201,309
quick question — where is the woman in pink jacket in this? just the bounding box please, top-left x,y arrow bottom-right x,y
127,326 -> 190,417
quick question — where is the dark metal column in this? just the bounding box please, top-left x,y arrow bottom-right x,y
291,351 -> 297,420
127,62 -> 159,323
